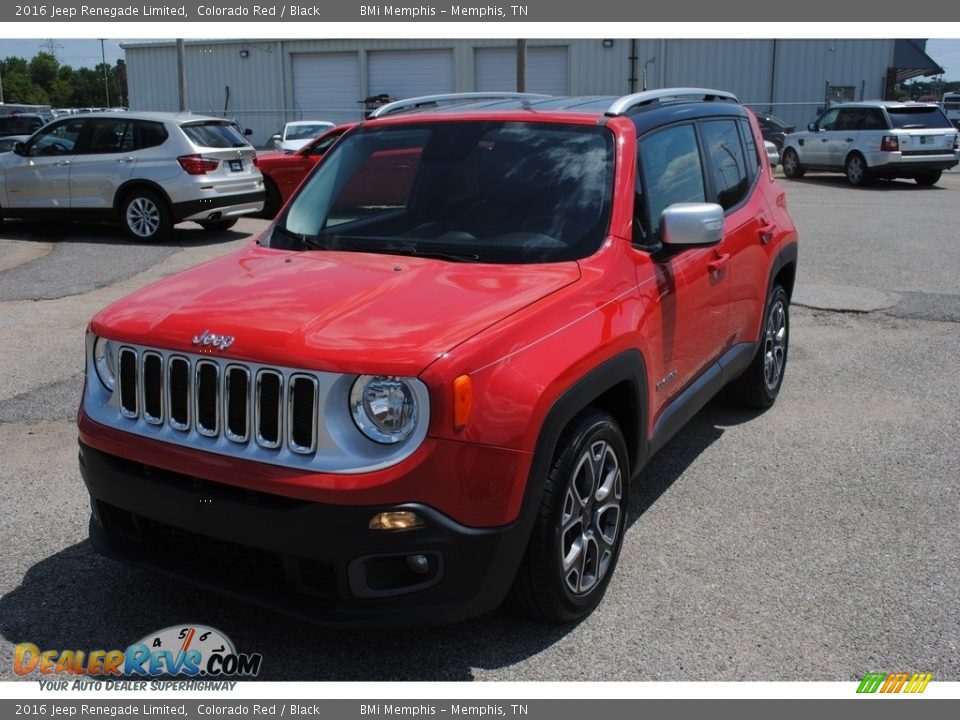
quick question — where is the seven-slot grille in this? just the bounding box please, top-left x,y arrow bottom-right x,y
116,347 -> 319,455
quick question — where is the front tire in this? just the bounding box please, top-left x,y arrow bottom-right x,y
781,148 -> 805,178
511,409 -> 629,623
726,284 -> 789,409
845,153 -> 870,187
121,190 -> 172,242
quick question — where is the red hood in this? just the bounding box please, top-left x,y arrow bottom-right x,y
91,243 -> 580,375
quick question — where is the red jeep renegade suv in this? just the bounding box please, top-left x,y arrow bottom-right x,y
78,90 -> 798,625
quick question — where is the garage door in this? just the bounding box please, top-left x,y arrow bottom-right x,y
368,50 -> 455,99
292,53 -> 363,125
474,46 -> 569,95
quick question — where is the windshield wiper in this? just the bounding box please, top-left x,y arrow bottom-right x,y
270,224 -> 326,250
329,236 -> 480,262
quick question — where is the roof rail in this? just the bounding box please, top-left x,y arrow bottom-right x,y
369,92 -> 552,118
606,87 -> 739,116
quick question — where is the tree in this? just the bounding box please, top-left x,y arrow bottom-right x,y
29,52 -> 59,88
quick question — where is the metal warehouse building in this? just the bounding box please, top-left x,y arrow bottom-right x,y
122,38 -> 943,147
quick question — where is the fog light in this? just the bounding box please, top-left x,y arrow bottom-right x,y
406,554 -> 430,574
369,511 -> 423,531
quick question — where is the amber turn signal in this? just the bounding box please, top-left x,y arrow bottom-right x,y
453,375 -> 472,430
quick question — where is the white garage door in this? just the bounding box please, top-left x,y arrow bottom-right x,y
368,50 -> 455,99
292,53 -> 363,125
474,47 -> 569,96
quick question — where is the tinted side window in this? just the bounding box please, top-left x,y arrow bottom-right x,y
637,123 -> 706,242
817,108 -> 839,130
180,122 -> 248,148
136,121 -> 168,150
837,109 -> 862,131
86,118 -> 135,154
701,119 -> 749,210
863,109 -> 886,130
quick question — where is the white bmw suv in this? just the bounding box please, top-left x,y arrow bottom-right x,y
780,101 -> 959,186
0,112 -> 264,242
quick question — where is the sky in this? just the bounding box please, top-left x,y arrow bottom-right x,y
1,37 -> 959,80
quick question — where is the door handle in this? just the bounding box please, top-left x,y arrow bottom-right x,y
758,224 -> 775,245
54,160 -> 70,167
708,253 -> 731,273
845,137 -> 854,142
821,138 -> 829,142
117,157 -> 135,164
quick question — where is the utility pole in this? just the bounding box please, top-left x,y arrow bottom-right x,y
177,39 -> 189,112
101,39 -> 110,107
516,39 -> 527,93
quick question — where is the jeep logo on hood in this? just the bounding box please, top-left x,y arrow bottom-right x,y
192,330 -> 235,351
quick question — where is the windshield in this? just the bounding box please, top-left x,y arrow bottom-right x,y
286,123 -> 333,140
887,107 -> 953,129
268,120 -> 614,264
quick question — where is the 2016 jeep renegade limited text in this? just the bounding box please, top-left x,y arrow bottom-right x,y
79,90 -> 799,625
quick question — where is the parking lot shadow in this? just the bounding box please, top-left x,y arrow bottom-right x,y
0,218 -> 254,247
1,399 -> 744,682
780,174 -> 946,191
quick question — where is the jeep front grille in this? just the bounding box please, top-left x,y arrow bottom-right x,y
115,348 -> 319,457
85,339 -> 430,474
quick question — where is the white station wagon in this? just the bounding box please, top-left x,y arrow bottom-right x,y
780,101 -> 959,186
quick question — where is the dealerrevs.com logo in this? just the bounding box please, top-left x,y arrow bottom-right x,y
857,672 -> 933,694
14,625 -> 262,688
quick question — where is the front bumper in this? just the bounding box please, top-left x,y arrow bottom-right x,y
79,443 -> 531,626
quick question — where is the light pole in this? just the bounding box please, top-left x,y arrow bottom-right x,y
101,39 -> 110,107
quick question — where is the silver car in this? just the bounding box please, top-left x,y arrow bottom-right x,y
780,101 -> 959,187
0,112 -> 264,241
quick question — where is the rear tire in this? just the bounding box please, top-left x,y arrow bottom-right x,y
121,190 -> 172,243
726,284 -> 789,409
781,148 -> 805,178
914,170 -> 942,186
510,409 -> 629,623
196,218 -> 238,232
845,153 -> 870,187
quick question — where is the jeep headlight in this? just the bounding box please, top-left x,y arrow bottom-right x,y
350,375 -> 419,444
93,336 -> 116,391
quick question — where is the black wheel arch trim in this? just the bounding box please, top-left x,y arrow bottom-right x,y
114,180 -> 174,218
524,350 -> 649,512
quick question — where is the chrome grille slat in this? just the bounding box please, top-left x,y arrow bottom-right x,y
141,352 -> 164,425
118,347 -> 139,418
195,360 -> 220,437
288,374 -> 318,454
167,356 -> 191,431
224,365 -> 250,443
256,370 -> 283,449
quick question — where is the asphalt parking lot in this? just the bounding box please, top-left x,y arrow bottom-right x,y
1,169 -> 958,682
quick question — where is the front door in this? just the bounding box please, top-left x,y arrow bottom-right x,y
633,122 -> 729,417
2,118 -> 84,209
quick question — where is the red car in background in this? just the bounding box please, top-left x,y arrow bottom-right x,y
256,123 -> 354,217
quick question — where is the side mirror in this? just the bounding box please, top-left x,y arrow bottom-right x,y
660,203 -> 724,247
243,128 -> 253,136
807,122 -> 818,132
12,142 -> 27,156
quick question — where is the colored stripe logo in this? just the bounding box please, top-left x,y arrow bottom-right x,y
857,672 -> 932,694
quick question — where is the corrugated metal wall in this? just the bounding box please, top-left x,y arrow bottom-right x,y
124,39 -> 897,147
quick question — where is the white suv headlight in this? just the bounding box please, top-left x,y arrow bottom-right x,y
93,336 -> 116,391
350,375 -> 419,444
